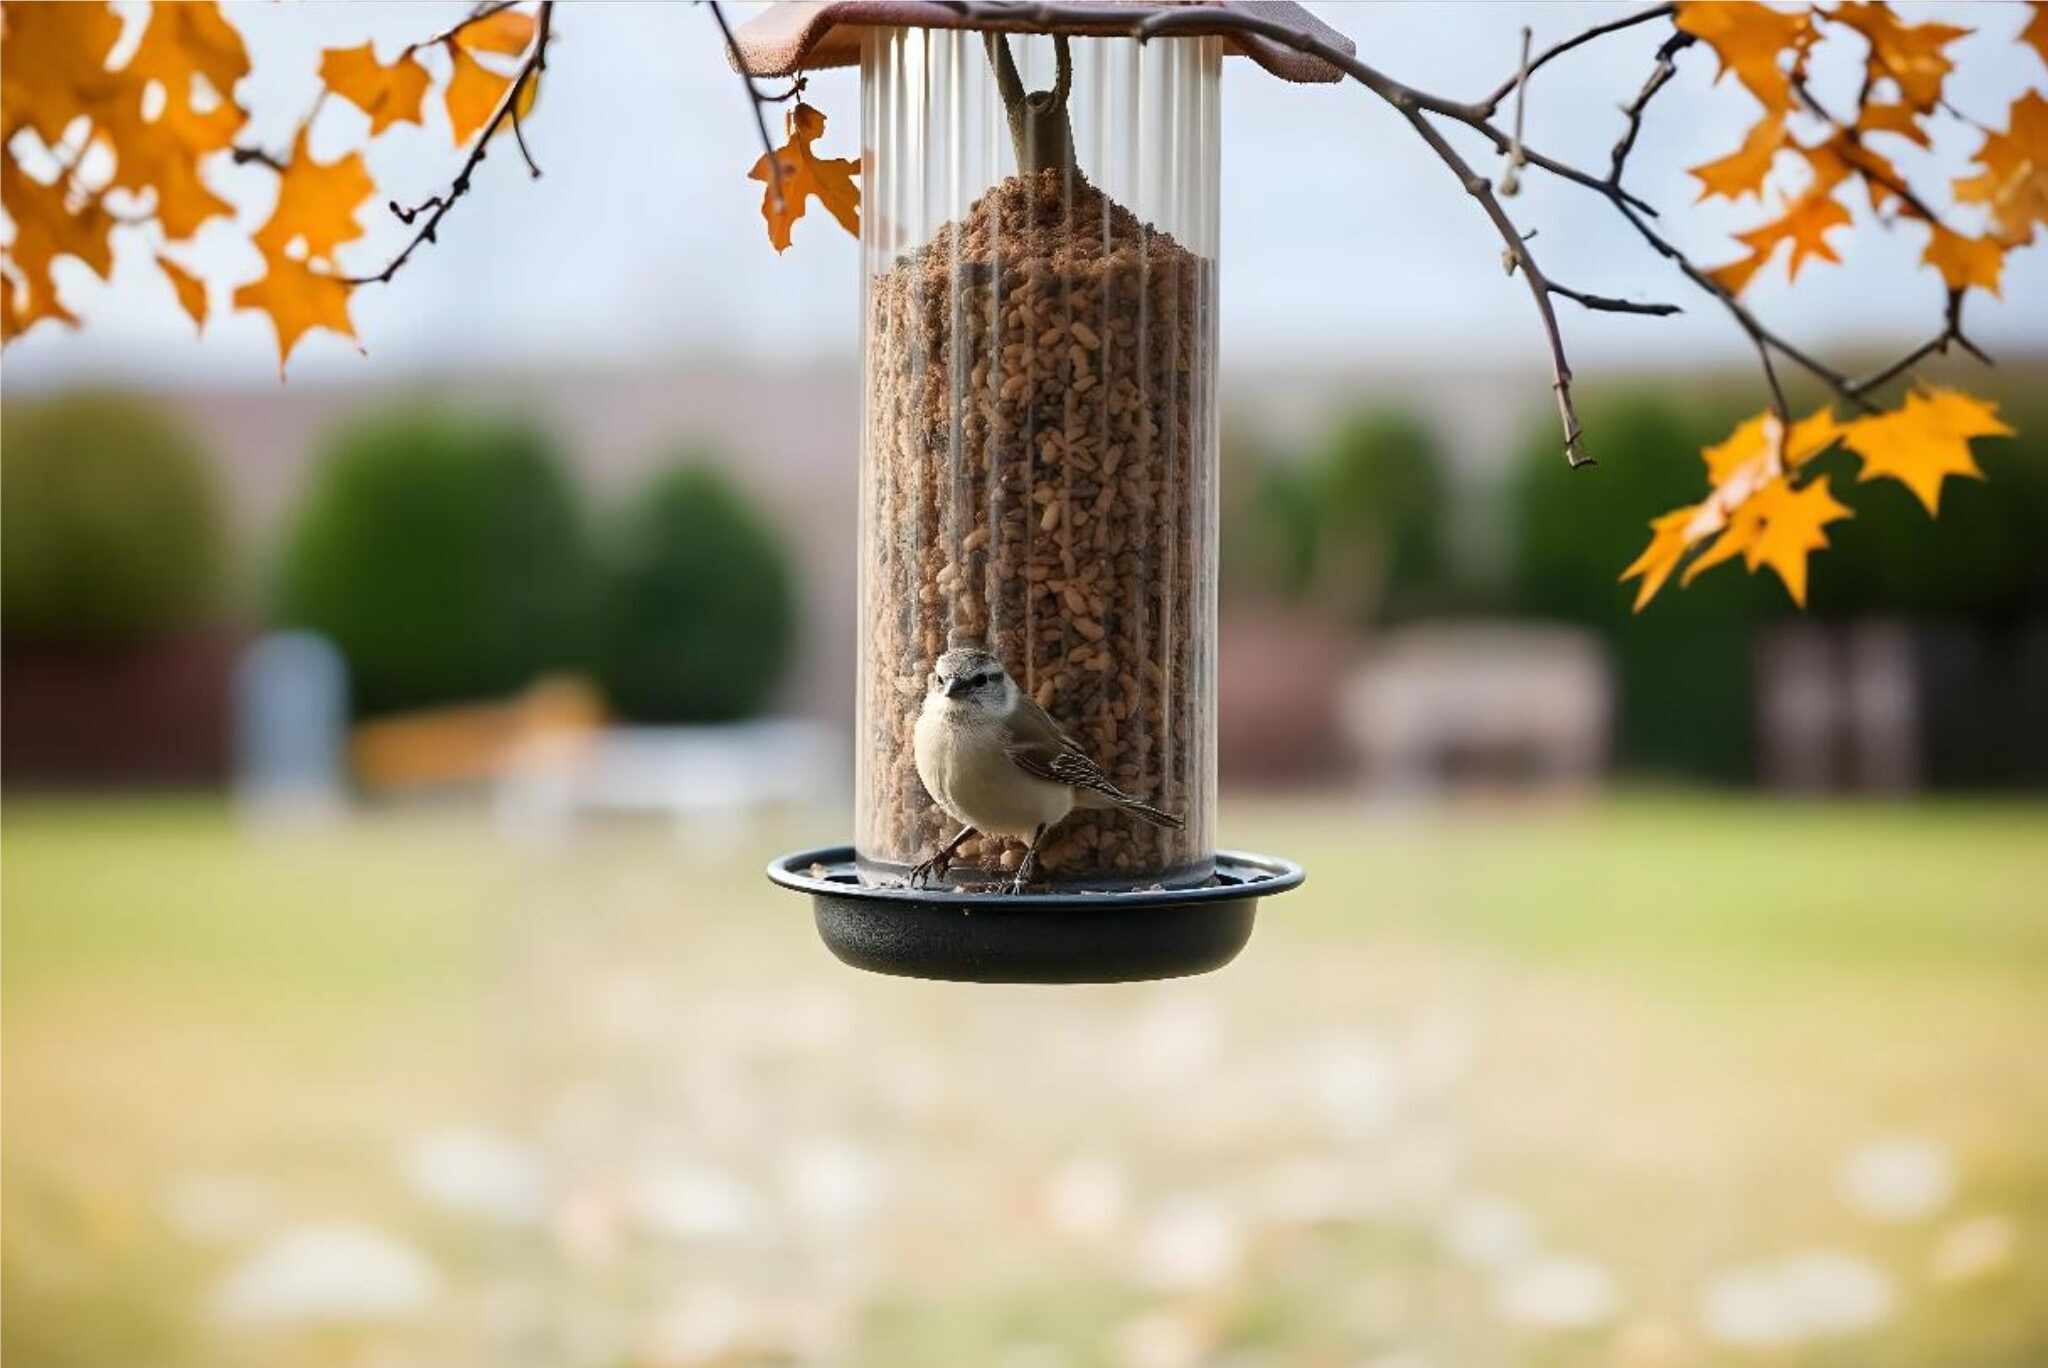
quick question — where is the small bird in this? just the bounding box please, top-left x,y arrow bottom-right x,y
910,641 -> 1184,893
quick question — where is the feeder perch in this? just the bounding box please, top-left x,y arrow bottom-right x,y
740,1 -> 1347,983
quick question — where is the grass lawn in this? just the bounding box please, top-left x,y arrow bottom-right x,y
5,794 -> 2046,1368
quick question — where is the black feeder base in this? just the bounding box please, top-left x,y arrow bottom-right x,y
767,846 -> 1305,983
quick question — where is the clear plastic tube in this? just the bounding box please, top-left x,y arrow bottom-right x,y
856,27 -> 1220,889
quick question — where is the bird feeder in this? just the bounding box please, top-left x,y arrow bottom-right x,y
743,2 -> 1345,982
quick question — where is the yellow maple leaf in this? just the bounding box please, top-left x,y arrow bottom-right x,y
1746,476 -> 1853,607
1842,386 -> 2015,515
0,2 -> 124,147
1953,89 -> 2048,248
1621,507 -> 1700,611
156,253 -> 208,332
1675,1 -> 1812,114
749,102 -> 861,253
252,129 -> 375,267
320,42 -> 430,135
1691,114 -> 1786,203
234,253 -> 358,374
1921,223 -> 2003,295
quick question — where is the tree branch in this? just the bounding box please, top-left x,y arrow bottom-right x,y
344,1 -> 554,286
709,0 -> 793,217
1475,3 -> 1678,117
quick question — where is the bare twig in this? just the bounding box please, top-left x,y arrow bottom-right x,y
1475,2 -> 1679,116
708,0 -> 788,215
1609,30 -> 1696,187
403,1 -> 524,59
1498,28 -> 1530,197
344,1 -> 554,285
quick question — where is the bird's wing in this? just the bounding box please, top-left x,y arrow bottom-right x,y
1003,693 -> 1134,802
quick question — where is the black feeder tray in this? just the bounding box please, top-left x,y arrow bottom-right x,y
768,846 -> 1304,983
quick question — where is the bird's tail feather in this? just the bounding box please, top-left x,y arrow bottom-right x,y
1116,796 -> 1185,830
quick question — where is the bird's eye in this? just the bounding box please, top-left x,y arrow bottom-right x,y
930,673 -> 942,690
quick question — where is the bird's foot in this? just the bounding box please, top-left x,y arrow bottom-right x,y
907,853 -> 949,890
1008,870 -> 1034,895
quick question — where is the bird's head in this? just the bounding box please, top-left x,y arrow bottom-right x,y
930,643 -> 1014,715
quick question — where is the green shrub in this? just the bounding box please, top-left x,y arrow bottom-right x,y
598,458 -> 796,723
274,408 -> 595,717
1220,409 -> 1453,622
1309,409 -> 1451,622
1,391 -> 225,647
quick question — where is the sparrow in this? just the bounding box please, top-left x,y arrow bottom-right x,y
909,641 -> 1183,892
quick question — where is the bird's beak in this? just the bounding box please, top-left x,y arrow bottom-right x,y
944,677 -> 971,698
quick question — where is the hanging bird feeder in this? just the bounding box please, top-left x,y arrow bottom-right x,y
742,1 -> 1345,983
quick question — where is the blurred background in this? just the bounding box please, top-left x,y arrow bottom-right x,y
4,4 -> 2046,1368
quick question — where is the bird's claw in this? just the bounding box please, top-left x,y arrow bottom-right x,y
907,854 -> 947,890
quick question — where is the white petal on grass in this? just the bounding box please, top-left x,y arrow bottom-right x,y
1355,1352 -> 1434,1368
1838,1138 -> 1956,1222
160,1172 -> 275,1244
1494,1255 -> 1622,1331
403,1127 -> 548,1226
212,1222 -> 440,1327
1699,1251 -> 1894,1347
1043,1156 -> 1129,1240
1116,1309 -> 1206,1368
639,1284 -> 748,1366
1133,1195 -> 1245,1292
632,1164 -> 763,1243
783,1139 -> 884,1230
1303,1031 -> 1401,1138
1928,1214 -> 2016,1286
1439,1194 -> 1537,1271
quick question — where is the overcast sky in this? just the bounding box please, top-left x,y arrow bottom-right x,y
7,2 -> 2046,389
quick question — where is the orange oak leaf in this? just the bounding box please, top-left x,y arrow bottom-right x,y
234,253 -> 358,373
157,253 -> 208,331
1855,100 -> 1931,148
1829,2 -> 1970,113
320,42 -> 430,135
1921,223 -> 2003,295
1842,386 -> 2014,515
1691,114 -> 1786,202
252,130 -> 375,266
453,8 -> 537,57
1711,190 -> 1852,293
1954,90 -> 2048,248
1675,1 -> 1813,113
749,102 -> 861,253
2024,4 -> 2048,69
444,42 -> 537,147
0,2 -> 125,146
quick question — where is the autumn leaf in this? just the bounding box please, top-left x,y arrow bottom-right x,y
1621,507 -> 1699,611
1711,190 -> 1851,293
1921,223 -> 2003,295
749,102 -> 861,253
1625,407 -> 1846,609
453,8 -> 537,57
320,42 -> 430,135
1675,1 -> 1813,113
157,253 -> 208,331
1744,476 -> 1853,607
1691,114 -> 1785,202
2024,4 -> 2048,69
445,42 -> 537,146
1828,1 -> 1969,113
1855,101 -> 1931,148
0,3 -> 126,146
1842,386 -> 2014,515
252,130 -> 375,266
234,254 -> 358,373
1954,90 -> 2048,248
